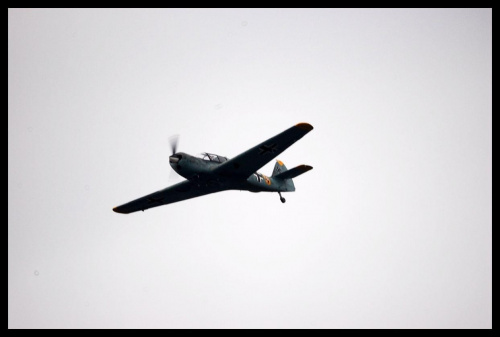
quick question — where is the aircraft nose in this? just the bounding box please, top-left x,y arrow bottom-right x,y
169,154 -> 182,164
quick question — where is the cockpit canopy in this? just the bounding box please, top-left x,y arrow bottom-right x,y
199,152 -> 228,163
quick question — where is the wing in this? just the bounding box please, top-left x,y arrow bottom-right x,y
213,123 -> 313,179
113,180 -> 223,214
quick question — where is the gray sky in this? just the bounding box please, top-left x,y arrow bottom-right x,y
8,9 -> 491,328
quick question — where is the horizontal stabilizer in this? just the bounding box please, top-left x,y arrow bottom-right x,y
273,165 -> 313,180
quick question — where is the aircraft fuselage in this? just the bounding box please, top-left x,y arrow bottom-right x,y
169,152 -> 293,192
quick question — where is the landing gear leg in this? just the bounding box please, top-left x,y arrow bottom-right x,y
278,191 -> 286,203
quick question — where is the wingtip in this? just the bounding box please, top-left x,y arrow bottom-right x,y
299,165 -> 313,172
295,122 -> 314,131
113,206 -> 125,214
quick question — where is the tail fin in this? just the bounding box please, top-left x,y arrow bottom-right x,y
272,160 -> 288,177
272,160 -> 313,192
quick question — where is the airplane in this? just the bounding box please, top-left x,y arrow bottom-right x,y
113,122 -> 314,214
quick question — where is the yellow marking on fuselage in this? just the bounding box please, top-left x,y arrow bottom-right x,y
262,174 -> 271,185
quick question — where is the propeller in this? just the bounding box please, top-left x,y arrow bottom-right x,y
168,134 -> 182,183
169,134 -> 179,156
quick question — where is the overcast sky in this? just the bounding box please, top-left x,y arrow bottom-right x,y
8,9 -> 491,328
